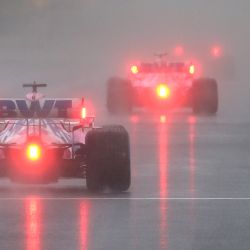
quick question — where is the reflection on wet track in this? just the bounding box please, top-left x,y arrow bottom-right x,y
158,115 -> 168,249
80,201 -> 89,250
188,115 -> 196,197
1,112 -> 250,249
26,198 -> 41,250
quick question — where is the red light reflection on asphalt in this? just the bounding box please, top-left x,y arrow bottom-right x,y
80,201 -> 90,250
158,121 -> 169,249
188,116 -> 196,197
129,115 -> 139,177
26,198 -> 41,250
188,115 -> 196,124
158,123 -> 168,198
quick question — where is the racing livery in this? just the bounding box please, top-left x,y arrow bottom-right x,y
107,55 -> 218,114
0,82 -> 130,192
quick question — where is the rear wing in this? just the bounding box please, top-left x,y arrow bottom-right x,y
130,62 -> 195,76
0,98 -> 87,119
138,62 -> 191,73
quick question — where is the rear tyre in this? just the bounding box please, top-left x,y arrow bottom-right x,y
85,125 -> 130,192
104,125 -> 130,192
106,77 -> 133,114
192,78 -> 218,114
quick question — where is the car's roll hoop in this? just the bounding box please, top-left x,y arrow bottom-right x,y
23,81 -> 47,93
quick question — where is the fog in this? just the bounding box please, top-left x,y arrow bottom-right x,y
0,0 -> 249,119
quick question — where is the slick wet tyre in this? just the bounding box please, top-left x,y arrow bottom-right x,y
103,125 -> 130,192
86,125 -> 131,192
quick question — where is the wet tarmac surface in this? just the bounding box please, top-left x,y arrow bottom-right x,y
1,111 -> 250,250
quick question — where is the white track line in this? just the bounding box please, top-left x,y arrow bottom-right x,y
1,197 -> 250,200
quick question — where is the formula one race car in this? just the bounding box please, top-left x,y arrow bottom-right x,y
0,82 -> 130,192
106,54 -> 218,114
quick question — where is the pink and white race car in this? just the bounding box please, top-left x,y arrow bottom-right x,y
0,82 -> 130,192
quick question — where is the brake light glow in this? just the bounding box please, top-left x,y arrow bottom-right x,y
211,46 -> 222,58
189,64 -> 195,75
174,46 -> 184,56
81,107 -> 86,119
131,65 -> 139,74
156,84 -> 171,99
160,115 -> 167,123
27,144 -> 41,161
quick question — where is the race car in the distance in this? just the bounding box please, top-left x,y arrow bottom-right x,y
0,82 -> 130,192
107,54 -> 218,114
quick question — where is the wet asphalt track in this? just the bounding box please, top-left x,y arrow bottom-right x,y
1,110 -> 250,250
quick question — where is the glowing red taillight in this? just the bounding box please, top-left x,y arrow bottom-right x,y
131,65 -> 139,74
26,144 -> 41,161
211,46 -> 222,58
174,45 -> 184,56
81,107 -> 87,119
156,84 -> 171,99
189,64 -> 195,75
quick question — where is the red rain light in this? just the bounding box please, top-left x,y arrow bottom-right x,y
131,65 -> 139,74
189,64 -> 195,75
174,46 -> 184,56
211,46 -> 222,58
160,115 -> 167,123
81,107 -> 86,119
156,84 -> 171,99
26,144 -> 41,161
